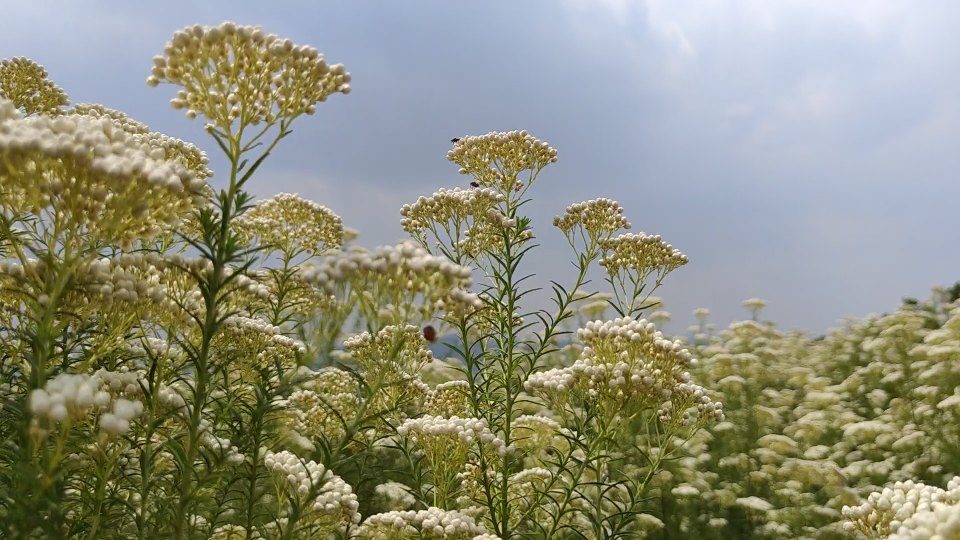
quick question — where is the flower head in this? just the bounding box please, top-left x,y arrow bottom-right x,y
599,232 -> 688,279
148,22 -> 350,128
553,198 -> 631,245
0,57 -> 69,116
447,130 -> 557,192
0,100 -> 207,246
234,192 -> 343,256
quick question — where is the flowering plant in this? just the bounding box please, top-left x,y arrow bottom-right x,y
9,18 -> 956,540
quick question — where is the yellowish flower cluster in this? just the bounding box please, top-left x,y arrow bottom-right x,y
234,193 -> 343,256
396,416 -> 509,479
280,388 -> 360,442
0,57 -> 69,116
510,414 -> 568,462
0,99 -> 207,245
215,316 -> 306,374
343,325 -> 434,380
423,380 -> 472,418
147,22 -> 351,127
400,187 -> 506,247
447,130 -> 557,191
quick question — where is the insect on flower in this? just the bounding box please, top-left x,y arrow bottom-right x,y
422,325 -> 437,343
451,137 -> 461,143
470,181 -> 480,188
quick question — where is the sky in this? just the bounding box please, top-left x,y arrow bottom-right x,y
2,0 -> 958,336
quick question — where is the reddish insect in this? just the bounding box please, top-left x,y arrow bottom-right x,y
470,181 -> 480,188
422,325 -> 437,343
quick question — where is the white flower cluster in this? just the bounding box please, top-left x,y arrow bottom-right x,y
887,500 -> 960,540
553,198 -> 631,239
446,130 -> 558,191
301,242 -> 482,314
397,415 -> 508,457
234,193 -> 344,256
69,102 -> 214,181
843,478 -> 960,537
29,372 -> 145,436
343,325 -> 434,378
373,481 -> 416,511
29,374 -> 107,423
77,256 -> 168,304
598,233 -> 688,277
69,103 -> 149,134
0,98 -> 207,242
148,22 -> 351,125
400,187 -> 506,239
263,450 -> 361,524
355,507 -> 492,540
526,317 -> 723,424
218,315 -> 306,372
123,337 -> 183,358
423,380 -> 472,418
197,417 -> 245,464
511,414 -> 569,459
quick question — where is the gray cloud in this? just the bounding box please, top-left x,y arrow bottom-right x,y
2,0 -> 958,335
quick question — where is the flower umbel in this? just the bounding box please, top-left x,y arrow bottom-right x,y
148,22 -> 351,129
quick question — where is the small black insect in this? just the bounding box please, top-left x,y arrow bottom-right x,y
451,137 -> 461,143
470,181 -> 480,188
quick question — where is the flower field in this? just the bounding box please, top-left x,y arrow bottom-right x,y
1,21 -> 958,540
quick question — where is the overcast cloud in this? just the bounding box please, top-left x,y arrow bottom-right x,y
2,0 -> 958,335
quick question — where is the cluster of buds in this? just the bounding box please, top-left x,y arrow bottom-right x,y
301,242 -> 482,321
553,198 -> 631,245
216,316 -> 306,374
423,380 -> 472,418
526,317 -> 723,426
147,22 -> 351,128
598,233 -> 688,280
29,374 -> 110,424
355,507 -> 494,540
843,478 -> 960,537
400,187 -> 507,247
510,414 -> 568,459
278,388 -> 360,442
68,103 -> 149,134
447,130 -> 557,192
28,372 -> 145,436
234,193 -> 343,257
263,450 -> 361,525
197,416 -> 244,464
397,415 -> 510,481
343,325 -> 434,380
77,256 -> 167,305
0,99 -> 208,246
0,57 -> 69,116
69,103 -> 214,183
374,481 -> 417,511
302,366 -> 359,395
508,467 -> 556,516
